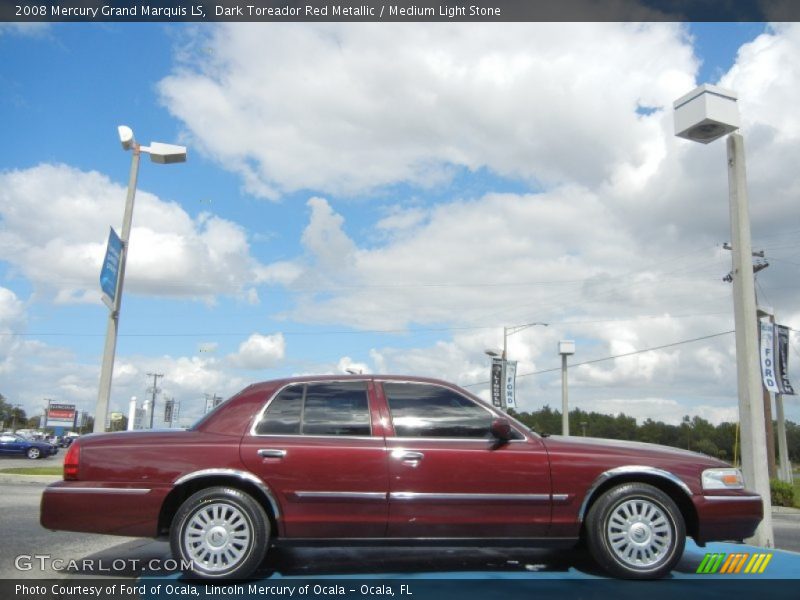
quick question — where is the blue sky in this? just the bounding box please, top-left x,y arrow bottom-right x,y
2,20 -> 800,429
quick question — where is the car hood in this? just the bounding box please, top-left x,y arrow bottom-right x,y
540,435 -> 729,468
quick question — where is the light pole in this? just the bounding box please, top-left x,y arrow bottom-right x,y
559,340 -> 575,436
674,84 -> 773,547
10,404 -> 21,432
94,126 -> 187,434
485,321 -> 548,410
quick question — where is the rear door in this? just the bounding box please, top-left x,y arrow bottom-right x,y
240,380 -> 389,538
381,381 -> 552,538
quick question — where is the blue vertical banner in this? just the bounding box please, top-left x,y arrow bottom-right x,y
100,227 -> 122,303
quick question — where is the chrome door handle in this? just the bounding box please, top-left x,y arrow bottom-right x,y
392,450 -> 424,464
258,448 -> 287,459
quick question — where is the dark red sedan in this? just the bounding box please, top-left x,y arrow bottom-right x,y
40,375 -> 762,579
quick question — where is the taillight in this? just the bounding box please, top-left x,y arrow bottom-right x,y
64,442 -> 80,480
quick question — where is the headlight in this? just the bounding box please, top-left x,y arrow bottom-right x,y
702,468 -> 744,491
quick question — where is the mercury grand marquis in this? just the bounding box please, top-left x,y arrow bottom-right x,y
40,375 -> 762,579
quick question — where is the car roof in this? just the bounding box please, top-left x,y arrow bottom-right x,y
241,374 -> 464,393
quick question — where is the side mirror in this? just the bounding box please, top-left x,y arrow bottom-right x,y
490,418 -> 513,443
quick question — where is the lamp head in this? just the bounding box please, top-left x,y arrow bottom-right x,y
558,340 -> 576,356
118,125 -> 134,151
146,142 -> 187,164
673,84 -> 740,144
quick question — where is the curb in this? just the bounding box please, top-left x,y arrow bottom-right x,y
0,473 -> 61,484
773,505 -> 800,515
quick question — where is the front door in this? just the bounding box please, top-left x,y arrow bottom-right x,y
380,381 -> 552,538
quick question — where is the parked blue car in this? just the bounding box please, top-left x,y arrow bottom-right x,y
0,434 -> 59,459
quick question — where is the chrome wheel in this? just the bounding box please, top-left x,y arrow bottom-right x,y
26,447 -> 41,459
585,482 -> 685,579
183,502 -> 252,573
171,487 -> 269,579
606,498 -> 673,569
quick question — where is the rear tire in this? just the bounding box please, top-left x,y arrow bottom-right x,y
170,486 -> 269,579
585,482 -> 685,579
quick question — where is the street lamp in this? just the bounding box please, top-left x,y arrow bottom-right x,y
558,340 -> 575,436
94,126 -> 187,433
485,321 -> 548,410
673,84 -> 773,547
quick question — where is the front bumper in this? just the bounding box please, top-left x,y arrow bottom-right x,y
693,493 -> 763,543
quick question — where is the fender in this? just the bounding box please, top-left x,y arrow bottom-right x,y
577,465 -> 693,522
173,468 -> 282,519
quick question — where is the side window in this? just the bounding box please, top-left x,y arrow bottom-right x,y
254,382 -> 371,436
384,383 -> 494,438
255,385 -> 303,435
303,382 -> 371,436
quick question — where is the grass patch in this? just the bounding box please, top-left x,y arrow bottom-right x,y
794,478 -> 800,509
0,466 -> 62,476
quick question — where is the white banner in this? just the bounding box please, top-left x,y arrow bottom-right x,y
504,361 -> 518,408
760,321 -> 780,393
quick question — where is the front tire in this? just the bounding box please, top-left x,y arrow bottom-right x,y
585,482 -> 685,579
170,486 -> 269,579
26,447 -> 41,459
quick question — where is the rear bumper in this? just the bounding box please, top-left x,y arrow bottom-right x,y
40,481 -> 169,537
693,493 -> 763,543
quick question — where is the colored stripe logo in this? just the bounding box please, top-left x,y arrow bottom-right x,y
696,552 -> 773,574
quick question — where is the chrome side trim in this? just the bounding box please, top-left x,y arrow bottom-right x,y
173,468 -> 281,519
577,465 -> 693,522
390,437 -> 528,444
47,487 -> 151,494
551,494 -> 571,504
703,495 -> 762,502
294,491 -> 387,501
390,492 -> 551,503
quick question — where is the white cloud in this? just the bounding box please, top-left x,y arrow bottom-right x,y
0,287 -> 27,375
0,23 -> 50,37
159,22 -> 696,198
227,333 -> 286,370
336,356 -> 370,375
0,164 -> 265,304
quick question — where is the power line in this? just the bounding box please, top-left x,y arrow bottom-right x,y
463,330 -> 735,388
0,310 -> 735,339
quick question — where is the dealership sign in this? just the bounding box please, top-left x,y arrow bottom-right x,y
759,322 -> 795,395
99,227 -> 122,304
46,403 -> 77,427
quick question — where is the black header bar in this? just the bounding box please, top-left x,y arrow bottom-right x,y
1,1 -> 797,23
